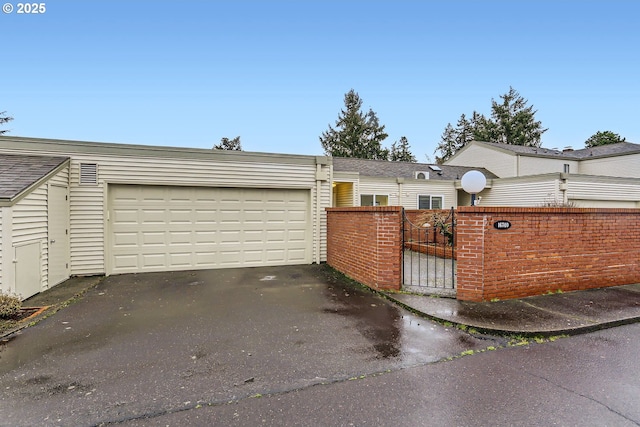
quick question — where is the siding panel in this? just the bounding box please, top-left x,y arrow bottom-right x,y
480,179 -> 559,206
580,154 -> 640,178
3,149 -> 321,276
447,144 -> 516,178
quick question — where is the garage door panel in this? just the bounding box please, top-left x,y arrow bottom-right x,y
287,249 -> 307,262
109,185 -> 311,274
113,232 -> 139,247
287,229 -> 307,242
142,253 -> 166,268
113,254 -> 139,269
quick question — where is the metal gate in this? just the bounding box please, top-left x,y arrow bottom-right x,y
402,208 -> 456,297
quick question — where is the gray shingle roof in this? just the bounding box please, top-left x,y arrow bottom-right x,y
0,153 -> 69,200
332,157 -> 498,180
475,141 -> 640,159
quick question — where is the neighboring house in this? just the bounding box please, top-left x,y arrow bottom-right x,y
445,141 -> 640,207
446,140 -> 640,179
332,157 -> 498,209
0,136 -> 331,299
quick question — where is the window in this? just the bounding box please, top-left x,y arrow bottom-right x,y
360,194 -> 389,206
418,195 -> 444,209
563,164 -> 570,174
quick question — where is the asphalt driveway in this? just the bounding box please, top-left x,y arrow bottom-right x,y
0,265 -> 493,426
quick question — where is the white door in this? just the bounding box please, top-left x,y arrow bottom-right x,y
108,185 -> 311,274
48,185 -> 70,286
14,241 -> 41,300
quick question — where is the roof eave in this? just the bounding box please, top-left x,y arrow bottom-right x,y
2,158 -> 70,206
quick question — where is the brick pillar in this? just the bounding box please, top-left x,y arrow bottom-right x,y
326,206 -> 403,291
455,209 -> 486,302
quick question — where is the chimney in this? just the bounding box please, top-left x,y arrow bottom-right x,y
563,146 -> 574,153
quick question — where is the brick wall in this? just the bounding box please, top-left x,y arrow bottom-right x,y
326,206 -> 402,291
456,207 -> 640,302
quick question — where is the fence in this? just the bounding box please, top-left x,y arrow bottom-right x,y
326,206 -> 640,302
456,206 -> 640,301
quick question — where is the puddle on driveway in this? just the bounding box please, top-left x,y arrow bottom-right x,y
321,279 -> 488,363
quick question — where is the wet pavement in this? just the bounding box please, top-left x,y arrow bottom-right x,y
0,265 -> 494,426
386,282 -> 640,336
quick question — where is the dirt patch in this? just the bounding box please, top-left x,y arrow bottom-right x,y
0,307 -> 48,335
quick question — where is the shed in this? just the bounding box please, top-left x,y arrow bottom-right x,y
0,153 -> 70,299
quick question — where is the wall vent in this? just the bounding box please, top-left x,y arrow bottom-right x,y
80,163 -> 98,185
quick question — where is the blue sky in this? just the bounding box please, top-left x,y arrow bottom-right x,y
2,1 -> 639,159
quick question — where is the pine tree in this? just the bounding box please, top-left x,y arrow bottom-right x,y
320,90 -> 389,160
213,136 -> 242,150
435,87 -> 548,161
584,131 -> 626,148
489,87 -> 547,147
434,123 -> 458,164
390,136 -> 417,162
0,111 -> 13,135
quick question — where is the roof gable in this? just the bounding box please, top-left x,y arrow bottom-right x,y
0,153 -> 69,202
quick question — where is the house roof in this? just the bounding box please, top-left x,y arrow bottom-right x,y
332,157 -> 498,180
0,153 -> 70,202
472,140 -> 640,160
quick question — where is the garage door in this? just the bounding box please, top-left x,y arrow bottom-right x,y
108,185 -> 311,274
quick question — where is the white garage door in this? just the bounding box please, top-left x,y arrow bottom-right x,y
108,185 -> 311,274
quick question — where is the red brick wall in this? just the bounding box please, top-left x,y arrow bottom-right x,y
326,206 -> 402,291
456,207 -> 640,302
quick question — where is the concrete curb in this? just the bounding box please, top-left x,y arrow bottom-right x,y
381,292 -> 640,338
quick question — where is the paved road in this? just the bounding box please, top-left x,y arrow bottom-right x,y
125,323 -> 640,426
0,265 -> 496,426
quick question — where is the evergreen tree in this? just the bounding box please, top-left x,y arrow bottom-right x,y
320,90 -> 389,160
213,136 -> 242,150
489,87 -> 547,147
390,136 -> 417,162
434,123 -> 459,164
435,87 -> 548,161
584,131 -> 626,148
434,114 -> 475,163
0,111 -> 13,135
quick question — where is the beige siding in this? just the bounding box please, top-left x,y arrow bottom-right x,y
480,177 -> 560,206
0,143 -> 324,275
446,143 -> 516,177
567,176 -> 640,203
352,178 -> 458,209
12,183 -> 48,288
358,179 -> 401,205
579,153 -> 640,178
0,207 -> 3,292
400,181 -> 458,209
518,157 -> 579,176
317,182 -> 330,262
